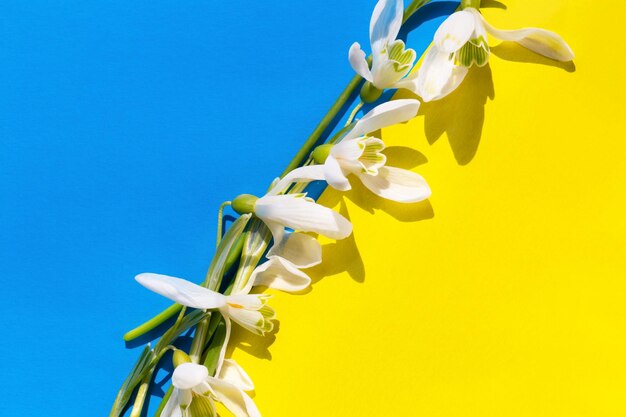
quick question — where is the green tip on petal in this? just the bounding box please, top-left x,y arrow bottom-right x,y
312,144 -> 333,164
360,81 -> 383,103
173,349 -> 191,367
232,194 -> 259,215
456,36 -> 490,67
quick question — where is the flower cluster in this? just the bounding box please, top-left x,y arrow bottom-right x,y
114,1 -> 573,416
350,0 -> 573,102
134,96 -> 430,416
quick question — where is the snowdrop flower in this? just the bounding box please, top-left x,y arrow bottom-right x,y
247,232 -> 322,293
269,99 -> 430,203
231,192 -> 352,250
162,360 -> 260,417
135,273 -> 276,336
349,0 -> 419,101
409,6 -> 574,102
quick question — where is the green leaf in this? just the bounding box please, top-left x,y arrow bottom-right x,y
109,345 -> 155,417
154,385 -> 174,417
204,214 -> 251,291
203,318 -> 228,376
231,219 -> 271,294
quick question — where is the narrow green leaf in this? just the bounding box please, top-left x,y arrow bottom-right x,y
109,345 -> 155,417
203,318 -> 228,376
154,385 -> 174,417
205,214 -> 251,291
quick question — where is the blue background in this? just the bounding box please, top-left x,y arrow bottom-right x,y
0,1 -> 456,415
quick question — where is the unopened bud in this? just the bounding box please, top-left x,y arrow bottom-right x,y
232,194 -> 258,215
173,349 -> 191,367
360,81 -> 383,103
312,144 -> 333,164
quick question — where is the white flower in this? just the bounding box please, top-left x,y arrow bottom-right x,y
162,361 -> 260,417
232,193 -> 352,251
135,273 -> 276,336
247,232 -> 322,293
349,0 -> 419,96
408,7 -> 574,102
269,99 -> 431,203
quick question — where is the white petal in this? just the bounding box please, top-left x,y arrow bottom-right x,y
161,388 -> 183,417
255,194 -> 352,240
370,0 -> 404,53
331,139 -> 364,160
412,46 -> 469,102
393,69 -> 420,91
218,359 -> 255,392
267,232 -> 321,268
172,363 -> 209,390
223,307 -> 267,335
266,165 -> 327,196
323,155 -> 351,191
211,379 -> 262,417
221,294 -> 275,335
214,318 -> 232,377
179,389 -> 192,410
264,220 -> 286,250
225,293 -> 267,310
434,10 -> 476,53
358,166 -> 431,203
349,42 -> 373,81
192,381 -> 216,397
469,8 -> 574,61
252,257 -> 312,293
344,99 -> 420,140
135,273 -> 226,310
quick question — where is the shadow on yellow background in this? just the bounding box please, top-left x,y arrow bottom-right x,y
229,1 -> 626,416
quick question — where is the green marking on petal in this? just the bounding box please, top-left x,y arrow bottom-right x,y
358,137 -> 387,174
262,319 -> 274,333
189,395 -> 216,417
387,40 -> 417,73
259,305 -> 276,320
456,36 -> 490,67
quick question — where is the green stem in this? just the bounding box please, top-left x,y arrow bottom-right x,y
189,316 -> 211,363
154,386 -> 174,417
345,101 -> 364,127
280,74 -> 363,178
403,0 -> 431,23
129,375 -> 151,417
216,201 -> 231,246
460,0 -> 480,9
123,304 -> 182,342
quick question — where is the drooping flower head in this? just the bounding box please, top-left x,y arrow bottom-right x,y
270,99 -> 431,203
248,231 -> 322,293
231,192 -> 352,251
162,360 -> 260,417
349,0 -> 419,101
408,7 -> 574,102
135,273 -> 276,336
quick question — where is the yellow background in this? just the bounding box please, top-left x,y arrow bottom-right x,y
229,1 -> 626,415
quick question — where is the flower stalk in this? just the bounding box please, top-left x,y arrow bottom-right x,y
460,0 -> 481,10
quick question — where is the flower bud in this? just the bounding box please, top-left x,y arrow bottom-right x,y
232,194 -> 259,215
360,81 -> 383,103
312,144 -> 333,164
172,349 -> 191,367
